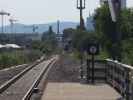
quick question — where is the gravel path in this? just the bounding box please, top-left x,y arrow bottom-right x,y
47,55 -> 80,82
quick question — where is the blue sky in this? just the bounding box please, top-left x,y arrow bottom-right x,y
0,0 -> 133,25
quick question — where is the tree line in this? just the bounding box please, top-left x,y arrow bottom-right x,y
62,4 -> 133,65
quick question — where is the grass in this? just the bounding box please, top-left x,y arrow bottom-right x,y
0,49 -> 43,69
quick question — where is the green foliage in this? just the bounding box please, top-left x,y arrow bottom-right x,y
94,4 -> 115,43
72,29 -> 99,51
94,4 -> 133,64
121,38 -> 133,65
93,4 -> 118,60
41,26 -> 58,54
118,8 -> 133,39
0,50 -> 43,69
63,28 -> 75,41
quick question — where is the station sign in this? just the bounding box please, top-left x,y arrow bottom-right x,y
87,43 -> 100,55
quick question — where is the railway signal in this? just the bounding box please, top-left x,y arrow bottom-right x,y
9,18 -> 18,33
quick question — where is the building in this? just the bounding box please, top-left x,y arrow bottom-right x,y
55,34 -> 63,48
86,15 -> 94,31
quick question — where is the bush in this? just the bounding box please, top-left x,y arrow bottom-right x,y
0,50 -> 43,69
121,38 -> 133,65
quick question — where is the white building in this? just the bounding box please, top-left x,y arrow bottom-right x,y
4,44 -> 21,49
86,16 -> 94,31
0,44 -> 21,49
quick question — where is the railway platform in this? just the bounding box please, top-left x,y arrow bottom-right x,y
41,82 -> 121,100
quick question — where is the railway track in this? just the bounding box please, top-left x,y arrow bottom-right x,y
0,56 -> 58,100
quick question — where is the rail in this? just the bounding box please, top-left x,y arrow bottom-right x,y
106,59 -> 133,100
86,59 -> 133,100
22,57 -> 57,100
0,61 -> 40,93
0,56 -> 58,100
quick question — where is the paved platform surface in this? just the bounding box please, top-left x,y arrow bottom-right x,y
41,82 -> 121,100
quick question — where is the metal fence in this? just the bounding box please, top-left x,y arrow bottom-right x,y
86,59 -> 133,100
106,59 -> 133,100
86,59 -> 106,83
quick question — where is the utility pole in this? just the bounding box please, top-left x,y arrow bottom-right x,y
9,18 -> 18,33
0,10 -> 10,33
77,0 -> 86,81
57,20 -> 60,34
77,0 -> 86,30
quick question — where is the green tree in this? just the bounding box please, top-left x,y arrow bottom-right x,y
63,28 -> 75,42
94,4 -> 115,45
118,8 -> 133,39
41,26 -> 57,54
121,38 -> 133,65
93,4 -> 122,60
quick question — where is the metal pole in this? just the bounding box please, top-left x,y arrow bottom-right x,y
92,55 -> 95,84
80,0 -> 82,29
11,21 -> 13,33
77,0 -> 85,30
80,56 -> 83,79
57,20 -> 60,34
1,15 -> 3,33
86,59 -> 90,83
125,69 -> 130,100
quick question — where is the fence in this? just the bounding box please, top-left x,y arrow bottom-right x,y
86,59 -> 133,100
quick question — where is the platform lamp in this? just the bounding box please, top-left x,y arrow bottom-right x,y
77,0 -> 86,30
77,0 -> 86,81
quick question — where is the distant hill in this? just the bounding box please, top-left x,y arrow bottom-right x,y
1,22 -> 78,34
0,18 -> 94,34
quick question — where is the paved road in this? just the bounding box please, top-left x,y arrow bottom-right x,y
0,60 -> 50,100
41,82 -> 121,100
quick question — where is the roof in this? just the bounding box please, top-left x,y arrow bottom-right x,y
0,44 -> 21,49
0,44 -> 4,48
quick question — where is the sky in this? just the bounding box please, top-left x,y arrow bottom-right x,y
0,0 -> 133,25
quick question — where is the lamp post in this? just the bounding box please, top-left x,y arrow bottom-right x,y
0,10 -> 10,33
77,0 -> 86,30
77,0 -> 86,81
